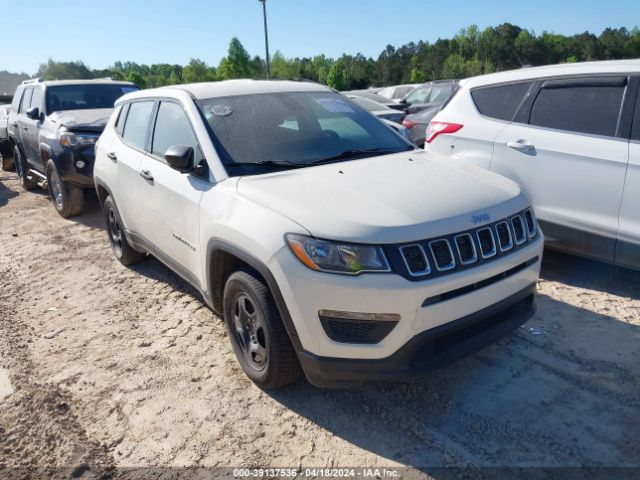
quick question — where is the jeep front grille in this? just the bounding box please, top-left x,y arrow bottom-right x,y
395,208 -> 538,281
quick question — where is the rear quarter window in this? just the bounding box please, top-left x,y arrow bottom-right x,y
471,82 -> 531,121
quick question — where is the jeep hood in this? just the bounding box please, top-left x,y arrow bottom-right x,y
236,151 -> 529,244
49,108 -> 113,133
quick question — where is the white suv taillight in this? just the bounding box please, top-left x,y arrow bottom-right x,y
425,122 -> 463,144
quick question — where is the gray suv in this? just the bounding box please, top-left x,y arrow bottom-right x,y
6,78 -> 138,217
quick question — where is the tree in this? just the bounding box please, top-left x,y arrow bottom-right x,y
183,58 -> 216,83
37,59 -> 94,80
218,37 -> 252,79
326,62 -> 346,90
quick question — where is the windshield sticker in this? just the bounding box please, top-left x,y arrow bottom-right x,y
210,104 -> 233,117
313,98 -> 355,114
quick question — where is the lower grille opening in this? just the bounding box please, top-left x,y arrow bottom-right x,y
413,292 -> 535,366
422,256 -> 538,307
319,316 -> 398,344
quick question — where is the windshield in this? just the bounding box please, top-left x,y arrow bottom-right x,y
405,84 -> 453,105
46,84 -> 139,114
197,91 -> 412,174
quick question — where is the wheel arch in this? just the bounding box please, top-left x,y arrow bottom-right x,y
206,239 -> 303,352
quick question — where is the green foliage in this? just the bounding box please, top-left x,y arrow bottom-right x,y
326,62 -> 347,90
4,25 -> 637,96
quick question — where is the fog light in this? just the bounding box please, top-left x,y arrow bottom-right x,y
75,160 -> 86,169
318,310 -> 400,344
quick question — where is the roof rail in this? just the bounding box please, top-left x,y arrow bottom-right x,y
21,77 -> 43,85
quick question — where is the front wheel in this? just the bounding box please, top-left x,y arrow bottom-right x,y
0,143 -> 14,171
103,195 -> 144,266
223,270 -> 302,389
46,160 -> 84,218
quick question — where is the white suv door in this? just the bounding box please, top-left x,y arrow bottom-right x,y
137,100 -> 207,287
491,76 -> 630,262
617,92 -> 640,268
111,100 -> 156,238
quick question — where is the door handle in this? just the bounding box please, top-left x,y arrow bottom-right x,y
22,126 -> 28,131
11,122 -> 18,127
140,170 -> 154,182
506,140 -> 535,151
107,152 -> 117,162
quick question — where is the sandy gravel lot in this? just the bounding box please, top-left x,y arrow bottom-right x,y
0,171 -> 639,479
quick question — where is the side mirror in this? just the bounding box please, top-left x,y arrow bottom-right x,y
164,145 -> 194,173
26,106 -> 40,120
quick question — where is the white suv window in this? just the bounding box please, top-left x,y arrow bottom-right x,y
471,82 -> 531,121
122,101 -> 155,150
151,101 -> 200,160
529,80 -> 626,137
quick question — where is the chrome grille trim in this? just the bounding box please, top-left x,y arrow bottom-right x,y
399,244 -> 431,276
477,227 -> 497,259
511,215 -> 527,245
454,233 -> 478,265
429,239 -> 456,271
496,221 -> 514,252
524,208 -> 537,238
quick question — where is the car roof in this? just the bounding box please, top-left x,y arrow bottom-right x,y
120,79 -> 332,103
461,59 -> 640,88
21,78 -> 136,87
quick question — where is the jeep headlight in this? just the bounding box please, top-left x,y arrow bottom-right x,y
286,234 -> 390,275
58,131 -> 98,147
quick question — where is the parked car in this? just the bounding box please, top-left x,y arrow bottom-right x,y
426,60 -> 640,270
378,84 -> 420,101
400,80 -> 458,114
94,80 -> 542,389
401,104 -> 445,147
346,95 -> 404,123
0,105 -> 11,170
342,89 -> 404,110
7,78 -> 138,217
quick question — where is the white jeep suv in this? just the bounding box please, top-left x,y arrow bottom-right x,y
426,60 -> 640,270
94,80 -> 543,389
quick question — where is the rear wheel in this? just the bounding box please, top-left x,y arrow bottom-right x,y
103,195 -> 144,266
223,270 -> 301,389
14,146 -> 37,190
46,160 -> 84,218
0,143 -> 14,171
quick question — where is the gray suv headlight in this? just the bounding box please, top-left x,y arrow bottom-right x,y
286,234 -> 390,275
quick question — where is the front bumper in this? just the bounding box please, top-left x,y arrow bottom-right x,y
298,283 -> 536,387
54,145 -> 97,188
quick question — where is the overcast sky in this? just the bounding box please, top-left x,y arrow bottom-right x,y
3,0 -> 638,74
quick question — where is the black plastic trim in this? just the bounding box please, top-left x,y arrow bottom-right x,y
299,283 -> 537,387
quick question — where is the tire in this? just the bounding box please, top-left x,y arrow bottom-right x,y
103,195 -> 144,266
0,143 -> 14,171
14,146 -> 37,190
223,270 -> 302,389
46,160 -> 84,218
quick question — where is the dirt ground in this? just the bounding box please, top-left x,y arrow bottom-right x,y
0,170 -> 639,479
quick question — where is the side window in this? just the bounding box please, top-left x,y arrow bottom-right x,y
115,103 -> 129,135
471,82 -> 531,121
151,101 -> 201,160
19,88 -> 33,114
529,81 -> 626,137
122,101 -> 155,150
30,87 -> 44,112
11,87 -> 24,110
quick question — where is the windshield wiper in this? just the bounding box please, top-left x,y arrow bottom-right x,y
223,160 -> 307,169
307,147 -> 408,166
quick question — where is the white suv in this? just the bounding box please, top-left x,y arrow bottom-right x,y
94,80 -> 543,388
426,60 -> 640,270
